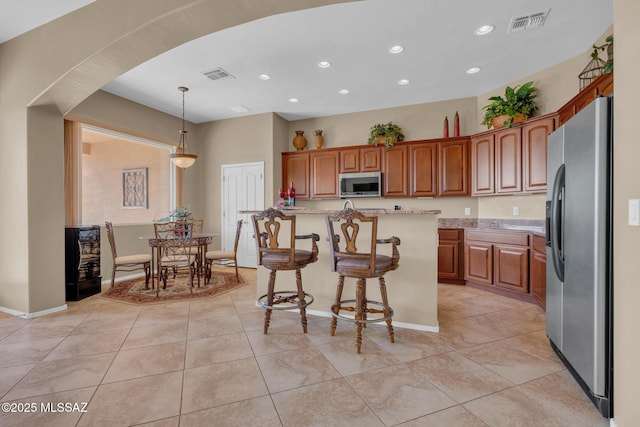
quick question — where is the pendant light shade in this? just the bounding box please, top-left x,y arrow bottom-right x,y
170,86 -> 197,168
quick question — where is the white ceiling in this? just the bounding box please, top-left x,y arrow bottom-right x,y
2,0 -> 612,124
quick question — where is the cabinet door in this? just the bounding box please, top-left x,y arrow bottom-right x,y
282,152 -> 309,199
310,151 -> 339,198
439,139 -> 469,196
495,128 -> 522,193
438,229 -> 464,283
340,149 -> 360,173
410,143 -> 437,197
494,244 -> 529,293
522,116 -> 554,192
360,146 -> 382,172
464,241 -> 493,285
383,145 -> 408,197
471,134 -> 495,195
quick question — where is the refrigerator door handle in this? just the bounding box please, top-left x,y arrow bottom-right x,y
550,163 -> 565,282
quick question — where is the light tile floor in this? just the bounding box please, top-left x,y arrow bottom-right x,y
0,268 -> 608,426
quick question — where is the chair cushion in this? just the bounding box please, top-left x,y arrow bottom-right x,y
115,254 -> 151,265
262,249 -> 313,266
336,254 -> 392,274
206,250 -> 235,260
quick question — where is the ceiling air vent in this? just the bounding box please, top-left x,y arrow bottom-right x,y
508,8 -> 550,33
202,67 -> 235,81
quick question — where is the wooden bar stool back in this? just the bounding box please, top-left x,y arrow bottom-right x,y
252,208 -> 319,334
326,208 -> 401,353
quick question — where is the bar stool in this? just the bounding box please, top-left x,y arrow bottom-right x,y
326,208 -> 400,353
251,208 -> 319,334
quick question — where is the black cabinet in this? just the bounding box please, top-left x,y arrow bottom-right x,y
65,226 -> 102,301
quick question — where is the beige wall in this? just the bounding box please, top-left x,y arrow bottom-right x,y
289,97 -> 478,149
612,1 -> 640,424
82,139 -> 171,225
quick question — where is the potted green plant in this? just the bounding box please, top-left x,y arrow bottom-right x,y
367,122 -> 405,148
592,35 -> 613,74
481,81 -> 538,129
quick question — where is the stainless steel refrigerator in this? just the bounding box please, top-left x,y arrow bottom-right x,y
545,95 -> 613,418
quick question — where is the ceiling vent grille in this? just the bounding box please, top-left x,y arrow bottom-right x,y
203,67 -> 235,81
508,8 -> 550,33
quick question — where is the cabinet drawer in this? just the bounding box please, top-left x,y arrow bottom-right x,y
466,230 -> 529,246
438,229 -> 462,241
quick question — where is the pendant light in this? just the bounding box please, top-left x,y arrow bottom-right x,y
169,86 -> 197,168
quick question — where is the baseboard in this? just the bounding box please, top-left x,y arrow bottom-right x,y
0,304 -> 68,319
101,271 -> 147,286
610,419 -> 617,427
306,309 -> 439,332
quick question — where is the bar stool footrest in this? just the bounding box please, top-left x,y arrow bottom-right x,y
331,299 -> 394,324
258,291 -> 314,310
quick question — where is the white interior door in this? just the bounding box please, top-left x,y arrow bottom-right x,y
221,162 -> 264,267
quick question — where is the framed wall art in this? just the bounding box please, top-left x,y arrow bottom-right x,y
122,167 -> 148,208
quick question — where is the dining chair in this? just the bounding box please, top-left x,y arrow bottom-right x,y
105,221 -> 152,289
325,208 -> 401,353
252,208 -> 319,334
205,219 -> 242,283
153,221 -> 199,296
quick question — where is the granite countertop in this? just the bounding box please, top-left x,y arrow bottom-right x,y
240,207 -> 441,215
438,218 -> 545,237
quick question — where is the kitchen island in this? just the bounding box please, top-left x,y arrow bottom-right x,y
242,207 -> 441,331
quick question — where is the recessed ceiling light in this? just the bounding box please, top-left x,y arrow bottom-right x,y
289,98 -> 299,103
258,74 -> 270,80
338,89 -> 350,95
398,79 -> 410,85
318,61 -> 331,68
475,25 -> 495,35
466,67 -> 481,74
389,45 -> 404,54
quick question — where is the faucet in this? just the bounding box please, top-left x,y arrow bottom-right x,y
342,199 -> 355,210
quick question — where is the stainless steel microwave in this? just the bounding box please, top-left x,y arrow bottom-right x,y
339,172 -> 382,198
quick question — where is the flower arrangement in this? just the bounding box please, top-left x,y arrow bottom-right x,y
169,206 -> 192,221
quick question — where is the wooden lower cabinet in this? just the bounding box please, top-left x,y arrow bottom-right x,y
464,229 -> 543,305
493,244 -> 529,293
530,234 -> 547,309
438,229 -> 464,284
464,241 -> 493,285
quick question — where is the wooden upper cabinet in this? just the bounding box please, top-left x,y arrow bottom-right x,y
340,149 -> 359,173
282,152 -> 309,199
471,134 -> 495,195
438,139 -> 469,196
495,127 -> 522,193
360,146 -> 382,172
522,115 -> 555,192
310,151 -> 339,198
340,146 -> 382,173
383,145 -> 409,197
410,143 -> 437,197
558,72 -> 613,126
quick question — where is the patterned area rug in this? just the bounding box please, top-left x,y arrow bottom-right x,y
102,270 -> 247,304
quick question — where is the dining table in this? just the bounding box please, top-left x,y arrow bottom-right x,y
145,232 -> 218,289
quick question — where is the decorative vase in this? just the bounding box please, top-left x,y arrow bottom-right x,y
454,111 -> 460,136
313,130 -> 324,149
292,130 -> 307,151
375,135 -> 386,146
443,116 -> 449,138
